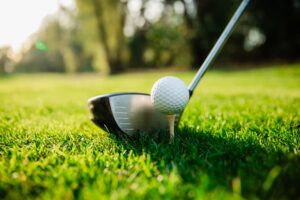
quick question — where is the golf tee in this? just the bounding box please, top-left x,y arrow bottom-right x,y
167,114 -> 175,140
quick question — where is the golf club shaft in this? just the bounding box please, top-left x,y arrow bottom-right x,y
188,0 -> 250,95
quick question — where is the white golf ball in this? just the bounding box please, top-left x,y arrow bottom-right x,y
151,76 -> 189,114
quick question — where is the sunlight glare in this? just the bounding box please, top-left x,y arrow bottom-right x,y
0,0 -> 74,52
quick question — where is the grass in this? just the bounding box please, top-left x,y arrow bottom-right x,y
0,64 -> 299,199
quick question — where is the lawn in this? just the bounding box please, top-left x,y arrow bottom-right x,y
0,64 -> 299,199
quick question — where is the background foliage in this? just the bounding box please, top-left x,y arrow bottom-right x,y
1,0 -> 300,74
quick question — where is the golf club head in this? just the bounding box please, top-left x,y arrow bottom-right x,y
88,93 -> 181,136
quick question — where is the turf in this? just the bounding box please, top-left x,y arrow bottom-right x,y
0,64 -> 299,199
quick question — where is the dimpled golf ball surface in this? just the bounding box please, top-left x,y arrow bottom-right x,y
151,76 -> 189,114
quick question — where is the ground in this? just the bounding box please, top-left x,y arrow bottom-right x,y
0,64 -> 299,199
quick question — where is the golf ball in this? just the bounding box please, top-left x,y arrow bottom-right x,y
151,76 -> 189,114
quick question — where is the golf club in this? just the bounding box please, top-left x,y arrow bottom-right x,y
88,0 -> 251,136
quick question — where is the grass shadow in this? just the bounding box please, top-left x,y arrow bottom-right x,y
112,126 -> 300,199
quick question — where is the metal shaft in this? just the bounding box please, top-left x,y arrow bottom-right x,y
188,0 -> 250,94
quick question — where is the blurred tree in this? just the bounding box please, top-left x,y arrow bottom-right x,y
250,0 -> 300,61
171,0 -> 300,66
127,29 -> 147,68
125,0 -> 191,68
15,0 -> 300,74
16,16 -> 66,73
17,46 -> 65,73
144,15 -> 191,67
0,46 -> 13,74
76,0 -> 127,74
164,0 -> 245,67
17,6 -> 95,73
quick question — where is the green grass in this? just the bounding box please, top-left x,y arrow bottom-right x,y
0,64 -> 299,199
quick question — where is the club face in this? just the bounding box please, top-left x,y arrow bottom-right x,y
88,93 -> 181,136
